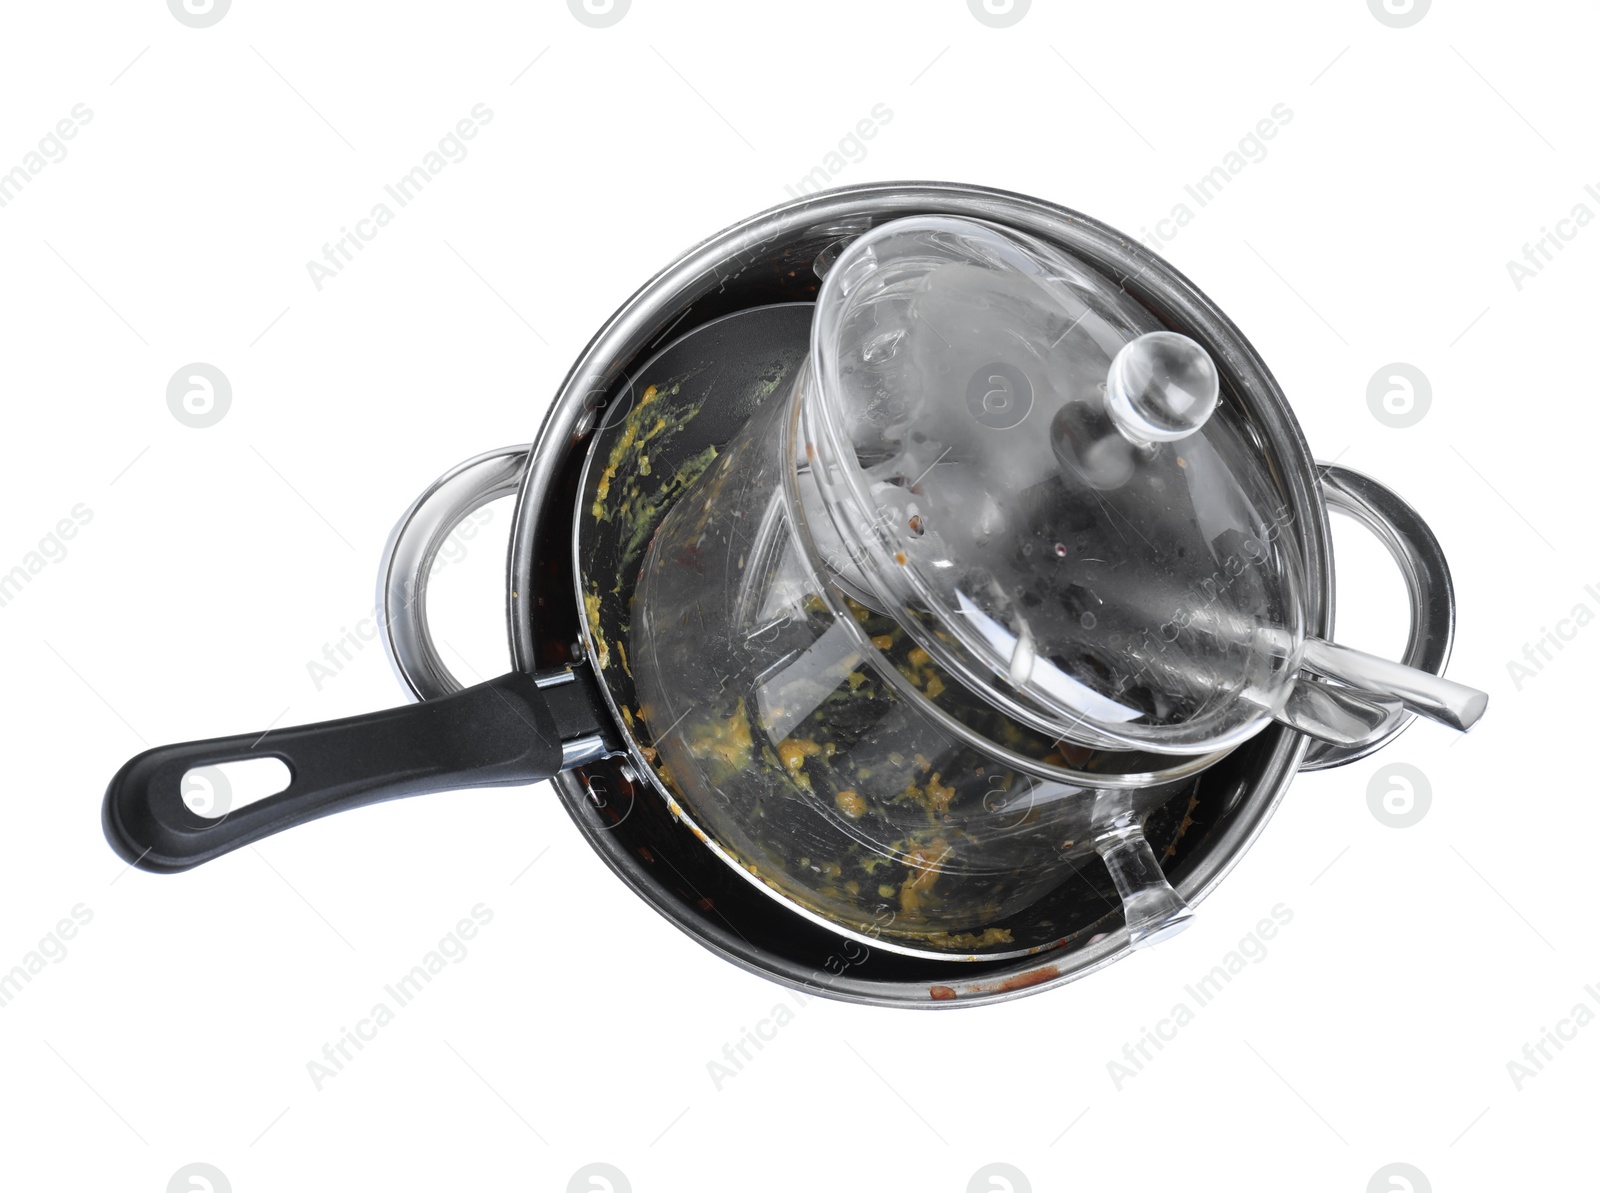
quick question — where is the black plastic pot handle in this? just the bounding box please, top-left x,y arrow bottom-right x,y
103,669 -> 612,874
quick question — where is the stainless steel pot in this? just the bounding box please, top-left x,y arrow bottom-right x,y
377,182 -> 1460,1006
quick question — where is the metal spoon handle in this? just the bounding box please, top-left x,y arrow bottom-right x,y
1302,637 -> 1488,733
1276,681 -> 1407,747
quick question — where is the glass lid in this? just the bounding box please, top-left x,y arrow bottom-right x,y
799,216 -> 1306,754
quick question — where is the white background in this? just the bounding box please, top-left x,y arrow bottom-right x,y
0,1 -> 1592,1190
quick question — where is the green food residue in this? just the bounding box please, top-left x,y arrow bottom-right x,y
589,379 -> 720,591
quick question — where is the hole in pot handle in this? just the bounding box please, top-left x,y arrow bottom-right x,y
179,758 -> 291,819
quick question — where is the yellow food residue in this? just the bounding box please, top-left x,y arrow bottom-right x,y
899,837 -> 951,914
583,587 -> 609,669
927,927 -> 1014,949
923,773 -> 956,814
687,697 -> 753,773
834,789 -> 867,819
591,383 -> 665,520
776,736 -> 821,790
777,737 -> 823,772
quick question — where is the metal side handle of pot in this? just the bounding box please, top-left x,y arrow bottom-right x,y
101,447 -> 618,875
1299,463 -> 1475,771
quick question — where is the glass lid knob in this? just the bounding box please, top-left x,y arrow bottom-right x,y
1105,330 -> 1220,445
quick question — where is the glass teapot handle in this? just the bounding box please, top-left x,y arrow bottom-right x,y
1096,824 -> 1194,949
